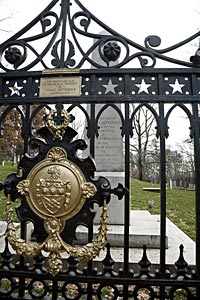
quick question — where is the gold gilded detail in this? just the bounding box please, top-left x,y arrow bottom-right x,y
36,165 -> 71,216
47,147 -> 66,162
81,182 -> 98,198
46,109 -> 71,139
42,68 -> 80,75
17,180 -> 29,195
6,147 -> 107,277
18,147 -> 95,221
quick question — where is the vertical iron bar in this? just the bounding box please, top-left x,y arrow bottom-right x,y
18,103 -> 31,299
87,99 -> 96,300
192,102 -> 200,280
124,102 -> 130,277
89,75 -> 96,157
18,277 -> 26,298
0,77 -> 2,96
159,102 -> 167,277
52,280 -> 58,300
89,102 -> 95,157
191,77 -> 200,298
0,103 -> 2,141
123,75 -> 131,300
60,0 -> 71,68
88,89 -> 96,251
23,104 -> 32,155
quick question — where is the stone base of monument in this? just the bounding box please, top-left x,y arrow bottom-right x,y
0,212 -> 195,271
77,210 -> 168,249
0,211 -> 166,250
91,214 -> 195,271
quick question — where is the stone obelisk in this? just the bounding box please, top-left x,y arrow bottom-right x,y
90,31 -> 125,225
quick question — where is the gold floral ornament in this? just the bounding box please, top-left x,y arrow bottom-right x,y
46,109 -> 71,139
6,147 -> 108,276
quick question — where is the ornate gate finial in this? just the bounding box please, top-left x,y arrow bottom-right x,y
46,109 -> 71,139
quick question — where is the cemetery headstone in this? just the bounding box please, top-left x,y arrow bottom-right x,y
90,30 -> 125,224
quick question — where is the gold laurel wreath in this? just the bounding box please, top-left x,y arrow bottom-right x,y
6,194 -> 107,277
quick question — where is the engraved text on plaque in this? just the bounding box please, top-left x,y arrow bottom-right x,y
39,76 -> 82,97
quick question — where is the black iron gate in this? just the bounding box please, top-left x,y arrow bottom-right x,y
0,0 -> 200,299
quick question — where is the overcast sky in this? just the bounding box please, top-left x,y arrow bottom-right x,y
0,0 -> 199,147
83,0 -> 200,44
0,0 -> 199,66
0,0 -> 199,46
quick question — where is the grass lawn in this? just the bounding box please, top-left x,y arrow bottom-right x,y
131,178 -> 196,241
0,162 -> 16,182
0,163 -> 196,241
0,164 -> 196,299
0,162 -> 17,220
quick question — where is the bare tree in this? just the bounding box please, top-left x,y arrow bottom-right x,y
130,105 -> 156,181
0,108 -> 23,164
144,138 -> 160,183
177,139 -> 195,187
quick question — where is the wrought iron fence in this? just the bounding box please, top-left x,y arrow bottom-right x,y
0,0 -> 200,299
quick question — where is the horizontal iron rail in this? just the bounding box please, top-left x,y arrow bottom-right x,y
0,68 -> 200,105
0,269 -> 199,286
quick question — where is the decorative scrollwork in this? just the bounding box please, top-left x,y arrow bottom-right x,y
40,11 -> 58,34
71,0 -> 200,68
144,35 -> 162,49
137,52 -> 157,68
0,0 -> 199,70
0,0 -> 200,70
72,12 -> 92,34
0,9 -> 59,71
0,40 -> 50,71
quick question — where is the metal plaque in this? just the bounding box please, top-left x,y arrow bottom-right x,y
39,76 -> 82,97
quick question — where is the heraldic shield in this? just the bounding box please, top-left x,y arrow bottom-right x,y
18,147 -> 97,223
36,166 -> 72,216
4,109 -> 112,276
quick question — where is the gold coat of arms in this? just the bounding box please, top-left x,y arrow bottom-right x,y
7,147 -> 108,276
17,147 -> 96,222
36,166 -> 71,215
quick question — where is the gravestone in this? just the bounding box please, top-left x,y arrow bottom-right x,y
94,105 -> 125,225
95,109 -> 124,172
90,31 -> 125,225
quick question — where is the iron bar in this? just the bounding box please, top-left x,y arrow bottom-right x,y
159,102 -> 167,276
192,102 -> 200,300
123,102 -> 130,276
1,0 -> 200,298
60,0 -> 70,68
